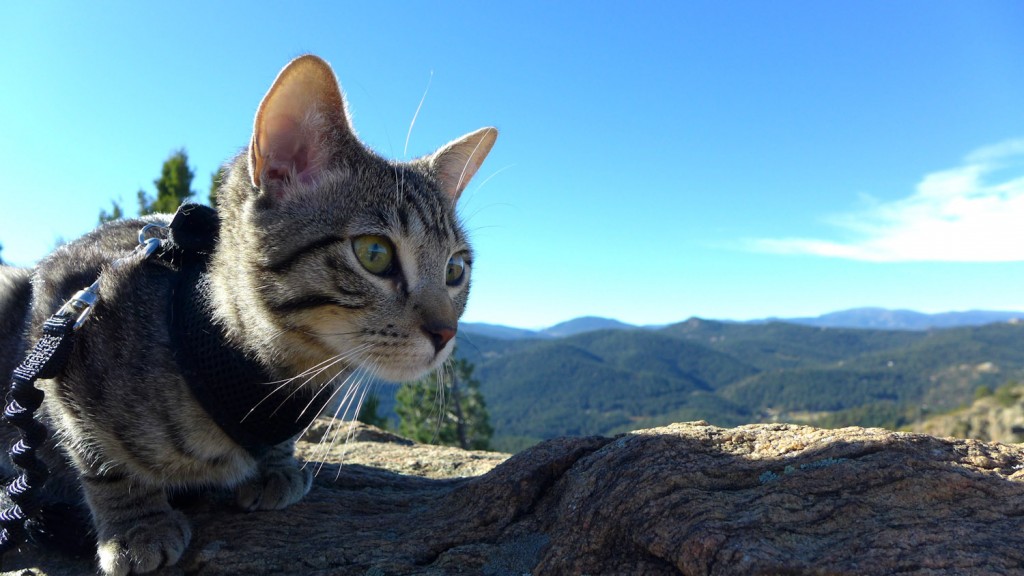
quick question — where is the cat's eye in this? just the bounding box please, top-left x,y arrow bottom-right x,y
353,235 -> 395,276
446,254 -> 467,286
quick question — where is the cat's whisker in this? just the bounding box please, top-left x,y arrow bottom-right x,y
330,359 -> 383,479
426,358 -> 453,444
268,355 -> 339,386
455,333 -> 483,357
258,348 -> 347,388
404,70 -> 433,159
394,163 -> 402,205
300,367 -> 361,458
336,371 -> 377,448
242,355 -> 341,411
239,377 -> 314,423
329,359 -> 380,454
294,356 -> 358,422
304,367 -> 363,474
464,223 -> 506,236
331,357 -> 377,427
263,343 -> 374,416
287,366 -> 344,421
457,163 -> 515,211
242,343 -> 372,422
307,349 -> 376,459
459,201 -> 516,230
395,70 -> 434,203
312,359 -> 380,476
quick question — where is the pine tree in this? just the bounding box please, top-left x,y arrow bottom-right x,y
395,356 -> 493,450
99,149 -> 198,224
137,149 -> 196,215
98,200 -> 124,224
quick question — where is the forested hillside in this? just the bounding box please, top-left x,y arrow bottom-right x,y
455,319 -> 1024,452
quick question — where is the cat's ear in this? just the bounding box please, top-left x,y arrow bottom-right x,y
428,127 -> 498,203
249,55 -> 351,194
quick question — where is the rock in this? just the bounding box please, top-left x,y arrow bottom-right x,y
3,420 -> 1024,575
910,385 -> 1024,444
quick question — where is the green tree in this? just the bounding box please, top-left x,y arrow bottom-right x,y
99,149 -> 198,224
98,200 -> 124,224
395,356 -> 493,450
137,148 -> 196,215
357,392 -> 390,429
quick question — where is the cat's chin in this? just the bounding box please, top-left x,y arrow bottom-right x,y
371,347 -> 454,384
373,363 -> 443,384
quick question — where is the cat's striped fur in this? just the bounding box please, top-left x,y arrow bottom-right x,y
0,54 -> 496,575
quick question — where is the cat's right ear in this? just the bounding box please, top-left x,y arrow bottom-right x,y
249,55 -> 351,196
428,127 -> 498,203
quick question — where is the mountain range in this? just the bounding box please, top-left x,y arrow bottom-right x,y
444,309 -> 1024,452
461,316 -> 638,340
462,308 -> 1024,340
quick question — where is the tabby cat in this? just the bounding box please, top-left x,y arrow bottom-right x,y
0,54 -> 496,575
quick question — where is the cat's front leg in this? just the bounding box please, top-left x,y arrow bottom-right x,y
234,440 -> 312,511
81,471 -> 192,576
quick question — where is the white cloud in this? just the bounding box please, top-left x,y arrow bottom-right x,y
750,139 -> 1024,262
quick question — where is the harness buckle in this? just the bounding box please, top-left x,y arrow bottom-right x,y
136,223 -> 167,260
58,222 -> 169,331
57,282 -> 100,331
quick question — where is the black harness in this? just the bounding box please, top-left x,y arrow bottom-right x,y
162,203 -> 332,456
0,203 -> 330,554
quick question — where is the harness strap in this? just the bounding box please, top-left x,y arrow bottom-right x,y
169,262 -> 330,457
164,204 -> 329,457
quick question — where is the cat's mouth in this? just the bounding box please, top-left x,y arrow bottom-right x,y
293,320 -> 456,385
280,296 -> 461,385
365,333 -> 456,384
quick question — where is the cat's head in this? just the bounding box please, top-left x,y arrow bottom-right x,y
215,55 -> 496,383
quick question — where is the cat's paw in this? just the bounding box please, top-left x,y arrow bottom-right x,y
235,462 -> 312,511
96,509 -> 191,576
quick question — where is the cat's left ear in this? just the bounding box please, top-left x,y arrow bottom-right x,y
428,127 -> 498,203
249,55 -> 352,194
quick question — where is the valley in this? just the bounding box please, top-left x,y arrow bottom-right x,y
450,312 -> 1024,452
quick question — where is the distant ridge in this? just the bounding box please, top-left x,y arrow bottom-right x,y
541,316 -> 636,338
461,308 -> 1024,341
459,322 -> 545,341
782,308 -> 1024,331
461,316 -> 638,340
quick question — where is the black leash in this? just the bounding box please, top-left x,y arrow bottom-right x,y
0,225 -> 162,554
0,313 -> 77,553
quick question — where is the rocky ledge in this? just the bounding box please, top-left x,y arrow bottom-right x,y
4,419 -> 1024,575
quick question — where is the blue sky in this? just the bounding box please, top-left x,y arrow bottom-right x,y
2,2 -> 1023,329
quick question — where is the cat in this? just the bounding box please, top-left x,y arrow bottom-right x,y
0,54 -> 496,575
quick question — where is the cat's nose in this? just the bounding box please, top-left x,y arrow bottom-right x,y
422,323 -> 456,353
